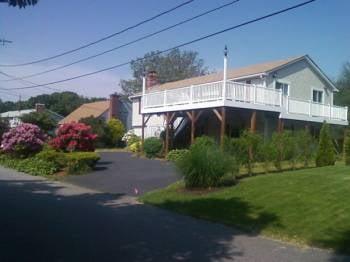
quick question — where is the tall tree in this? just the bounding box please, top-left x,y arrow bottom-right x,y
0,0 -> 38,8
0,92 -> 104,117
334,62 -> 350,108
120,49 -> 208,96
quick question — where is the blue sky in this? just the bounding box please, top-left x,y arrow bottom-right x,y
0,0 -> 349,101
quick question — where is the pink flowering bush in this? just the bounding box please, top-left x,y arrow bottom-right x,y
49,122 -> 97,152
1,123 -> 46,158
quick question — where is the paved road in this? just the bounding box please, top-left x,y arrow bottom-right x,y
0,167 -> 348,262
64,152 -> 180,195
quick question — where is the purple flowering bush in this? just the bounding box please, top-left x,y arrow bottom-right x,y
1,123 -> 46,158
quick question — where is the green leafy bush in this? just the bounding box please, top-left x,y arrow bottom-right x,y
344,129 -> 350,165
143,137 -> 163,158
0,155 -> 59,176
166,149 -> 189,163
36,148 -> 67,169
107,118 -> 125,146
35,149 -> 100,175
224,131 -> 262,175
20,111 -> 56,133
129,141 -> 141,153
295,130 -> 316,167
256,141 -> 275,173
177,137 -> 237,188
65,152 -> 100,174
316,122 -> 336,167
270,131 -> 294,171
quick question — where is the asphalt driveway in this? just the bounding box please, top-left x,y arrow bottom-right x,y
1,167 -> 348,262
64,151 -> 180,195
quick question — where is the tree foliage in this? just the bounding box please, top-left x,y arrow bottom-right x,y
20,112 -> 56,133
1,0 -> 38,8
120,49 -> 208,96
107,118 -> 125,146
0,92 -> 104,117
316,122 -> 336,167
0,117 -> 9,143
344,129 -> 350,165
335,62 -> 350,113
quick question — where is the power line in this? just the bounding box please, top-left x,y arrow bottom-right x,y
1,0 -> 316,91
0,0 -> 194,67
0,0 -> 240,82
0,71 -> 63,92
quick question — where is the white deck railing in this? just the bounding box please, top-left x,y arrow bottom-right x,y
142,80 -> 348,122
288,97 -> 348,121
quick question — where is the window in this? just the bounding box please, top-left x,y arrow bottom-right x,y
312,90 -> 323,103
275,81 -> 289,96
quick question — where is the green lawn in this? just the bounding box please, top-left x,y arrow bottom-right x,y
141,164 -> 350,254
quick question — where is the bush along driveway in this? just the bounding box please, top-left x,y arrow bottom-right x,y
141,163 -> 350,255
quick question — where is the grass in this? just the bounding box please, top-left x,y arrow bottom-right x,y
141,163 -> 350,254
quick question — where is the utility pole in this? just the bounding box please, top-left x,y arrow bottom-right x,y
0,38 -> 13,46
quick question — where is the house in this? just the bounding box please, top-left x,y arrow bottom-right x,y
59,94 -> 132,129
130,53 -> 348,153
0,103 -> 64,128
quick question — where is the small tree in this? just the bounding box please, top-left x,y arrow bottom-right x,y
271,131 -> 294,171
20,112 -> 56,133
107,118 -> 125,147
295,129 -> 315,167
49,122 -> 97,152
79,117 -> 109,147
0,117 -> 9,143
344,129 -> 350,165
316,122 -> 336,167
1,123 -> 45,158
238,130 -> 262,175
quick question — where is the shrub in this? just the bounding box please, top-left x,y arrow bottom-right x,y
65,152 -> 100,174
1,123 -> 46,158
36,147 -> 67,169
166,149 -> 189,163
20,112 -> 56,133
295,130 -> 316,167
79,117 -> 110,148
344,129 -> 350,165
256,141 -> 275,173
270,131 -> 295,171
107,118 -> 125,146
49,122 -> 97,152
177,137 -> 237,188
0,117 -> 9,143
143,137 -> 163,158
224,131 -> 262,175
122,130 -> 140,146
0,154 -> 59,176
129,141 -> 141,153
316,122 -> 336,167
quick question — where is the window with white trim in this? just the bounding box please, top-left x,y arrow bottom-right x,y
312,90 -> 323,103
275,81 -> 289,96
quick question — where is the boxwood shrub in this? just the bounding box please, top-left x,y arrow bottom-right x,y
143,137 -> 163,158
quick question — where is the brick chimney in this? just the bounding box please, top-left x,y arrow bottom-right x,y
109,93 -> 119,120
146,71 -> 158,89
35,103 -> 45,113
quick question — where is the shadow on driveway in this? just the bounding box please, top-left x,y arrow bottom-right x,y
64,152 -> 181,195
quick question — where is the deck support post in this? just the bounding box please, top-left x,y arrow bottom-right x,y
141,114 -> 145,152
250,110 -> 257,133
277,118 -> 284,133
220,107 -> 226,149
186,110 -> 203,145
248,110 -> 257,161
141,114 -> 151,152
165,112 -> 170,155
